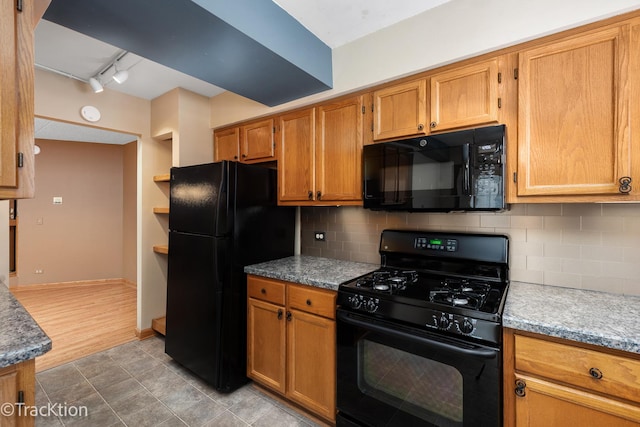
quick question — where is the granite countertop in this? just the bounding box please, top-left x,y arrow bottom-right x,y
244,255 -> 378,291
0,285 -> 52,368
503,281 -> 640,354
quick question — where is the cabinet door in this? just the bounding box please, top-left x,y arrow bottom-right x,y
213,127 -> 239,162
517,25 -> 631,196
373,79 -> 427,141
241,118 -> 275,162
277,108 -> 315,202
0,359 -> 35,427
287,308 -> 336,422
247,298 -> 286,394
430,59 -> 499,132
514,374 -> 640,427
0,0 -> 35,199
315,96 -> 363,202
0,370 -> 18,426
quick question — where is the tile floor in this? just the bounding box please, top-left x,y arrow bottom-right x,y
35,336 -> 322,427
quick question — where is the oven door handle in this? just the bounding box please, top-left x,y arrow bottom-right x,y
337,310 -> 497,359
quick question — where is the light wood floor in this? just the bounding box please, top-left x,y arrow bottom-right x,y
11,280 -> 137,372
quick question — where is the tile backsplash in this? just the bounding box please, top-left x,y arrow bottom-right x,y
300,204 -> 640,295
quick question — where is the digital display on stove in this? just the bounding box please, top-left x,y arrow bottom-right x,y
415,237 -> 458,251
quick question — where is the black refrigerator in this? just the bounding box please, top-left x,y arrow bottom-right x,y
165,161 -> 295,392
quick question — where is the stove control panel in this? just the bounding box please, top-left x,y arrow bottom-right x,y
415,237 -> 458,252
347,294 -> 379,313
430,313 -> 478,336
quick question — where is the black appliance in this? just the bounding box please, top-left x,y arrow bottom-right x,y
165,161 -> 295,392
363,125 -> 505,212
336,229 -> 509,426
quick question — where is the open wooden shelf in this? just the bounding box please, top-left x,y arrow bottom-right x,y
152,316 -> 166,336
153,245 -> 168,254
153,207 -> 169,214
153,173 -> 170,182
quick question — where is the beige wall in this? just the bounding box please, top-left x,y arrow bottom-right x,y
301,204 -> 640,295
14,139 -> 134,285
122,141 -> 137,284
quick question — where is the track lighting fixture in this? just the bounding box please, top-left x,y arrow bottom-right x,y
112,68 -> 129,84
88,77 -> 104,93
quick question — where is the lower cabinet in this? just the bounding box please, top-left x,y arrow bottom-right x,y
0,359 -> 35,427
504,329 -> 640,426
247,275 -> 336,422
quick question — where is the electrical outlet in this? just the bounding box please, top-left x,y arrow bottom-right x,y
314,231 -> 326,241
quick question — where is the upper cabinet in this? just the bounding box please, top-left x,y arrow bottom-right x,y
373,79 -> 427,141
213,118 -> 276,164
278,96 -> 364,205
429,58 -> 500,132
0,0 -> 37,199
514,23 -> 635,199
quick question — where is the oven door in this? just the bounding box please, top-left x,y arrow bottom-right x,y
336,309 -> 501,427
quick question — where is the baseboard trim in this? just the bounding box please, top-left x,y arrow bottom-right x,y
10,278 -> 137,291
136,327 -> 156,340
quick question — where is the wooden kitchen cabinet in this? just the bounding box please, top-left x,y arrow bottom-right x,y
429,58 -> 500,132
214,119 -> 276,163
514,23 -> 635,199
0,359 -> 36,427
247,275 -> 337,423
503,329 -> 640,426
0,0 -> 37,199
373,79 -> 427,141
278,96 -> 364,205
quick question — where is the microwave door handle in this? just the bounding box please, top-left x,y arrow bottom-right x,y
463,144 -> 471,195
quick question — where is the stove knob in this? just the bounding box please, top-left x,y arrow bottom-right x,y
460,318 -> 474,334
438,315 -> 450,329
365,299 -> 378,313
348,296 -> 362,309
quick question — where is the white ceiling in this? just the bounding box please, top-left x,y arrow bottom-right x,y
34,0 -> 451,143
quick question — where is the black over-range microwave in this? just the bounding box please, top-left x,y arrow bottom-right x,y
363,124 -> 506,212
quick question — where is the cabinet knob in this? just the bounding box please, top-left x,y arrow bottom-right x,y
306,299 -> 312,306
308,191 -> 313,200
430,122 -> 437,129
316,191 -> 322,200
260,288 -> 266,294
619,176 -> 632,193
286,311 -> 292,321
234,155 -> 238,160
277,309 -> 283,320
589,367 -> 603,380
418,123 -> 425,131
242,154 -> 247,158
514,379 -> 526,397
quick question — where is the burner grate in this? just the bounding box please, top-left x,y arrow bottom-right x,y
428,279 -> 491,310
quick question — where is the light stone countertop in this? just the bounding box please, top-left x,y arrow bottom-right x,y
244,255 -> 378,291
503,281 -> 640,354
0,285 -> 52,368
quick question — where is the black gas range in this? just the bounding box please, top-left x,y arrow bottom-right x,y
338,229 -> 509,345
336,230 -> 509,426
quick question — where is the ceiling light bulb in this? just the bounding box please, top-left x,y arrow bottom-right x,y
89,77 -> 103,93
113,69 -> 129,84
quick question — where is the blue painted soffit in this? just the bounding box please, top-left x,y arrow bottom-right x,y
43,0 -> 333,106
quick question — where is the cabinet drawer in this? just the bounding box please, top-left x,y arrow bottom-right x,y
288,284 -> 336,319
247,276 -> 285,305
515,334 -> 640,404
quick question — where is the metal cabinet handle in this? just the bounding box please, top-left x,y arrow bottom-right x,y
514,379 -> 526,397
306,299 -> 312,306
260,288 -> 266,294
418,123 -> 425,131
286,311 -> 292,321
308,191 -> 313,200
316,191 -> 322,200
277,309 -> 283,320
430,121 -> 437,129
589,367 -> 603,380
619,176 -> 632,193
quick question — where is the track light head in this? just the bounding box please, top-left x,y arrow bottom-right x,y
89,77 -> 103,93
113,69 -> 128,84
